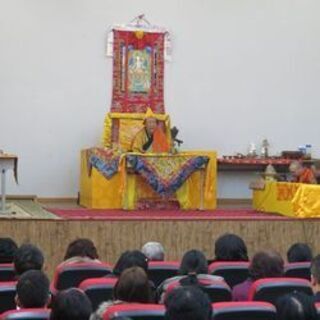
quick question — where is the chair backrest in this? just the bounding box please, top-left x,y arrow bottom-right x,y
103,113 -> 171,151
147,261 -> 179,288
284,262 -> 311,280
208,261 -> 250,288
0,264 -> 15,282
0,282 -> 16,314
51,262 -> 112,293
165,277 -> 232,303
103,303 -> 165,320
1,308 -> 50,320
79,278 -> 118,311
248,277 -> 313,304
212,301 -> 276,320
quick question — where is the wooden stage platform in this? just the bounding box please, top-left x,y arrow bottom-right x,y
1,203 -> 319,278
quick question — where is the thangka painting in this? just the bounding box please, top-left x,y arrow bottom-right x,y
111,30 -> 165,114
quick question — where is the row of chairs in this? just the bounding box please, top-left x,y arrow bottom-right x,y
0,277 -> 312,314
0,261 -> 311,290
3,301 -> 320,320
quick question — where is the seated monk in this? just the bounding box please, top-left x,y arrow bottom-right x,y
131,108 -> 170,153
289,160 -> 317,184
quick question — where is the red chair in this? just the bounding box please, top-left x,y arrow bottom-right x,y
0,264 -> 15,282
208,261 -> 250,288
248,277 -> 313,304
1,308 -> 50,320
79,278 -> 118,311
103,303 -> 165,320
284,262 -> 311,280
51,262 -> 112,295
212,301 -> 276,320
147,261 -> 179,287
164,277 -> 231,303
0,282 -> 16,314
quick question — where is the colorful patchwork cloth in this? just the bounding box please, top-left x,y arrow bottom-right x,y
127,155 -> 209,196
87,148 -> 121,179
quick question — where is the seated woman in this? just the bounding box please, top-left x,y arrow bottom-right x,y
211,233 -> 249,263
90,266 -> 153,320
61,238 -> 101,266
232,250 -> 284,301
131,108 -> 170,153
158,249 -> 224,303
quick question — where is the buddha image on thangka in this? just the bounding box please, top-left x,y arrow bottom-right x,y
128,47 -> 152,93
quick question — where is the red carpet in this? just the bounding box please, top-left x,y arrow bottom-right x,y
47,208 -> 294,221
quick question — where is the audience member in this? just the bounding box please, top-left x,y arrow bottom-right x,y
90,266 -> 153,320
165,286 -> 212,320
276,292 -> 317,320
287,243 -> 313,263
158,249 -> 223,302
50,288 -> 92,320
214,233 -> 249,262
141,242 -> 165,261
63,238 -> 100,265
232,250 -> 284,301
13,244 -> 44,276
15,270 -> 50,308
111,250 -> 148,277
0,237 -> 18,263
311,254 -> 320,302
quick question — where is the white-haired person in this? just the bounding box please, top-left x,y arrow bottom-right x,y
141,242 -> 165,261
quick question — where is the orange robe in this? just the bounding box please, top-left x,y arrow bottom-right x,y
131,127 -> 170,153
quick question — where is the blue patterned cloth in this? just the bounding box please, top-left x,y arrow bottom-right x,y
127,155 -> 209,196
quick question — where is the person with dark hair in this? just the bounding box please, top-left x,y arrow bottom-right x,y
15,270 -> 50,308
232,250 -> 284,301
13,244 -> 44,276
0,238 -> 18,263
287,243 -> 313,263
63,238 -> 100,264
165,286 -> 213,320
111,250 -> 148,277
158,250 -> 223,303
50,288 -> 92,320
276,292 -> 317,320
214,233 -> 249,262
310,254 -> 320,302
90,267 -> 153,320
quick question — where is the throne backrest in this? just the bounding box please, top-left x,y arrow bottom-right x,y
103,112 -> 171,151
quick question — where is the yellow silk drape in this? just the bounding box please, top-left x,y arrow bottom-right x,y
292,184 -> 320,218
252,181 -> 300,217
80,150 -> 217,210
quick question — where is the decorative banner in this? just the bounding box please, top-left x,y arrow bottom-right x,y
111,30 -> 165,114
127,154 -> 209,196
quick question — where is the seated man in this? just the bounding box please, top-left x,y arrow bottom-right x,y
289,160 -> 316,184
141,241 -> 165,261
16,270 -> 50,308
13,244 -> 44,277
131,108 -> 170,153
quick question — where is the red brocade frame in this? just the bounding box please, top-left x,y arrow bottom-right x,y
111,30 -> 165,114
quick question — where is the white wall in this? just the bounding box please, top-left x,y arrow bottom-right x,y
1,0 -> 320,198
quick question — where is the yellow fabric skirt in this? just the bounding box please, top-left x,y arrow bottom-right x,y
80,150 -> 217,210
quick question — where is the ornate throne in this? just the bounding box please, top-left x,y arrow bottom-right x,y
80,19 -> 217,210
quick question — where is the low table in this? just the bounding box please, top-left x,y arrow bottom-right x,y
218,158 -> 292,172
0,154 -> 18,213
